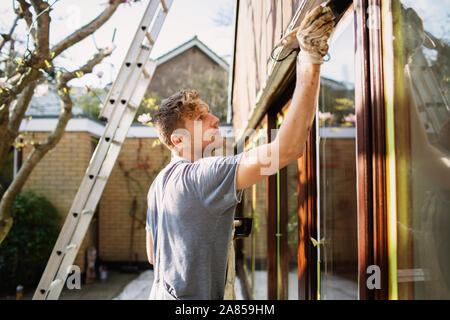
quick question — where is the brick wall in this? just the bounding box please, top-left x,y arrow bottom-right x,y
98,138 -> 171,263
319,138 -> 358,269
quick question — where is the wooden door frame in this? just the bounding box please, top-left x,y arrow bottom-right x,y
266,111 -> 278,300
297,120 -> 318,300
354,0 -> 389,299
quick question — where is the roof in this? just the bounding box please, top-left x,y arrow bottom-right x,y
154,36 -> 229,70
19,117 -> 236,139
25,84 -> 85,118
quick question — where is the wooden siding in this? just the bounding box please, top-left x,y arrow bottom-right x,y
232,0 -> 304,133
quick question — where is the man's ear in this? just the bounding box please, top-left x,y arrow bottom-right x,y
170,134 -> 182,146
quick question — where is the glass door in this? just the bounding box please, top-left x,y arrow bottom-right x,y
316,9 -> 359,300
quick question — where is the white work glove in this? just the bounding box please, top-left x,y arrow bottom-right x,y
296,5 -> 335,64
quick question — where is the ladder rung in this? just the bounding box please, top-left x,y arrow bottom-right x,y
142,67 -> 150,79
160,0 -> 168,12
97,175 -> 108,180
82,209 -> 93,215
49,279 -> 63,289
145,32 -> 155,46
66,244 -> 77,251
112,139 -> 122,146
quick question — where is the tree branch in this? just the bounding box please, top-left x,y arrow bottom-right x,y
0,0 -> 51,128
0,0 -> 127,126
17,0 -> 37,43
0,0 -> 122,109
51,0 -> 123,58
8,81 -> 38,141
0,16 -> 20,52
29,0 -> 51,57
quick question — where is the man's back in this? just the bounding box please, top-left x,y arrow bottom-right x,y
146,153 -> 243,300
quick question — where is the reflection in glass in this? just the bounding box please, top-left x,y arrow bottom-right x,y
317,11 -> 358,300
392,0 -> 450,299
241,187 -> 253,297
286,160 -> 299,299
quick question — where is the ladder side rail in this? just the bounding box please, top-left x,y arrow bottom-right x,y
99,0 -> 161,121
100,0 -> 172,121
147,0 -> 174,54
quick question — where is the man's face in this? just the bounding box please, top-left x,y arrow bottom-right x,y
174,99 -> 223,158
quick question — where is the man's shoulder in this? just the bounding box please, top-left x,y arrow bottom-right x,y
148,158 -> 189,195
194,154 -> 242,167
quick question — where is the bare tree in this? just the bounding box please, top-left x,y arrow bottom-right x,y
0,0 -> 132,244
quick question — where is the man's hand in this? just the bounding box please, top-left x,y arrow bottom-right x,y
296,5 -> 335,64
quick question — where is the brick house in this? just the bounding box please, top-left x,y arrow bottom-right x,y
148,36 -> 230,122
15,38 -> 234,276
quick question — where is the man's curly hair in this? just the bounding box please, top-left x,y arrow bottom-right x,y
153,89 -> 201,149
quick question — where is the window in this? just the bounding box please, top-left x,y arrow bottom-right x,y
240,124 -> 269,299
385,0 -> 450,299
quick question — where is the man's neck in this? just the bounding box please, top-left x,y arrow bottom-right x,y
171,149 -> 199,163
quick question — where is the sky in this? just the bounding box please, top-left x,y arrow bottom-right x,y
0,0 -> 235,87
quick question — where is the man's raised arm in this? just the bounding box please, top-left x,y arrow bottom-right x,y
236,5 -> 335,190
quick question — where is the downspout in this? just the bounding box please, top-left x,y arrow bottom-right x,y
227,0 -> 240,125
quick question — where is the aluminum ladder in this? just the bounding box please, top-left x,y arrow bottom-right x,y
33,0 -> 174,300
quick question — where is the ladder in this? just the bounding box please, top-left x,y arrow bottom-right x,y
33,0 -> 173,300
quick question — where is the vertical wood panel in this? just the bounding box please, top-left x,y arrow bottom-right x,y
266,111 -> 278,300
279,165 -> 289,299
354,0 -> 374,300
355,0 -> 389,300
368,0 -> 389,300
297,121 -> 318,300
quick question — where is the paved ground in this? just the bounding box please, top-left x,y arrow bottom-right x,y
3,269 -> 356,300
4,271 -> 143,300
5,270 -> 244,300
114,270 -> 154,300
114,270 -> 245,300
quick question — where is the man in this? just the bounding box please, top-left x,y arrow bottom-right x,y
146,5 -> 335,300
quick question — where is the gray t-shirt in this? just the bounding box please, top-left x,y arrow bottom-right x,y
146,153 -> 243,300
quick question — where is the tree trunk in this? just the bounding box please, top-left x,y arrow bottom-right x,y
0,94 -> 72,244
0,81 -> 38,171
